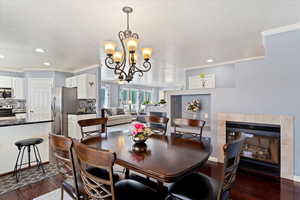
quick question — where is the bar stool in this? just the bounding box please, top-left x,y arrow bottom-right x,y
13,138 -> 45,182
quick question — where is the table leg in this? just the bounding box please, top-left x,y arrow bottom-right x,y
125,168 -> 130,179
157,181 -> 166,194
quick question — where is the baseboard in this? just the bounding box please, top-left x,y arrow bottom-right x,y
0,161 -> 49,177
294,176 -> 300,182
208,156 -> 218,162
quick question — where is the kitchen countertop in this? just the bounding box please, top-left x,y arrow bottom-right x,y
67,112 -> 96,115
0,118 -> 53,127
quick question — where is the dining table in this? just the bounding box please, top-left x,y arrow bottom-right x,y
81,131 -> 212,191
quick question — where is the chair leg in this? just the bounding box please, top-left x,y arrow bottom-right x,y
16,146 -> 26,182
34,145 -> 45,173
61,187 -> 64,200
28,145 -> 31,167
13,147 -> 22,176
33,145 -> 40,169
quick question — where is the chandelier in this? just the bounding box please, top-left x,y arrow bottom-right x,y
103,6 -> 153,82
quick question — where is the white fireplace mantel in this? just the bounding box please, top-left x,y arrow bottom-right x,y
217,112 -> 294,180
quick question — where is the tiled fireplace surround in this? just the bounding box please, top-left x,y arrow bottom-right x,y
217,113 -> 294,180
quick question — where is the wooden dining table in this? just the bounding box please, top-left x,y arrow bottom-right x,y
82,131 -> 212,189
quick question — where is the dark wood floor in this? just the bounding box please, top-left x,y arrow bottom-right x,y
1,162 -> 300,200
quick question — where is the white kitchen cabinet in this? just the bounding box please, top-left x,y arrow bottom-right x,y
87,74 -> 96,99
12,77 -> 25,99
68,114 -> 97,139
0,76 -> 12,88
66,74 -> 96,99
65,77 -> 77,88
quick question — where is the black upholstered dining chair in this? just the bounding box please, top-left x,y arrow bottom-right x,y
73,139 -> 161,200
166,136 -> 245,200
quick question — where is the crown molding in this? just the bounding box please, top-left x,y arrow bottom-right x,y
23,67 -> 72,73
262,23 -> 300,37
184,56 -> 265,71
262,23 -> 300,47
72,64 -> 100,73
0,67 -> 23,73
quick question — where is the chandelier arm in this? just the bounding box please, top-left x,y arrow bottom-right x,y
132,67 -> 144,78
134,61 -> 152,73
114,63 -> 128,78
118,31 -> 127,70
104,57 -> 116,70
132,33 -> 139,40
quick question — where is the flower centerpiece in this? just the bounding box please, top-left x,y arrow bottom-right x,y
131,123 -> 153,143
186,99 -> 201,119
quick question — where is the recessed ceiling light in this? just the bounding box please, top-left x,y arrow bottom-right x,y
43,62 -> 51,66
0,54 -> 5,59
35,48 -> 45,53
206,59 -> 214,63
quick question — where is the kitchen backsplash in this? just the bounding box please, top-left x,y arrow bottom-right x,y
78,99 -> 96,113
0,99 -> 26,110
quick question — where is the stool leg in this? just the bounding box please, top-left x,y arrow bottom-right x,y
13,147 -> 22,176
28,145 -> 31,168
34,145 -> 45,173
16,146 -> 26,182
33,145 -> 40,169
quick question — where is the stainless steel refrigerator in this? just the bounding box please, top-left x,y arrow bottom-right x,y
51,87 -> 78,136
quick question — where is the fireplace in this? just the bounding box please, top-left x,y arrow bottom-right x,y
226,121 -> 280,177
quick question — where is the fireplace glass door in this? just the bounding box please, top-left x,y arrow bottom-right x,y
227,132 -> 280,165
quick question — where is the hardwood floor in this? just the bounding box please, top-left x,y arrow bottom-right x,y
0,162 -> 299,200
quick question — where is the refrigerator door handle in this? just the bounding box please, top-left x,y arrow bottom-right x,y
51,96 -> 56,118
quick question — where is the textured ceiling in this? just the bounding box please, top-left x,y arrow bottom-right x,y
0,0 -> 299,72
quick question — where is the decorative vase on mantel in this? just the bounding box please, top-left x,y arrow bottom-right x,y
186,99 -> 201,120
192,112 -> 198,120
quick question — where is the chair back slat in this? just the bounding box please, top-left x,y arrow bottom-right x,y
74,140 -> 116,169
73,139 -> 117,200
173,118 -> 205,128
78,117 -> 108,127
77,117 -> 108,139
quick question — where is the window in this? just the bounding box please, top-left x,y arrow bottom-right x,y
119,87 -> 154,112
100,86 -> 109,108
145,90 -> 152,102
120,88 -> 129,105
139,90 -> 145,105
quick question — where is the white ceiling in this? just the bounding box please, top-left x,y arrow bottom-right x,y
0,0 -> 299,72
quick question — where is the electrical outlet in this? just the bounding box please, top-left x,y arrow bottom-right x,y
204,113 -> 209,119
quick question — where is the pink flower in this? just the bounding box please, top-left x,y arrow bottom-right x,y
131,130 -> 138,136
134,123 -> 145,130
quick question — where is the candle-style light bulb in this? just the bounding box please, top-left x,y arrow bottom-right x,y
113,51 -> 123,63
142,48 -> 153,60
104,41 -> 116,56
126,38 -> 139,53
